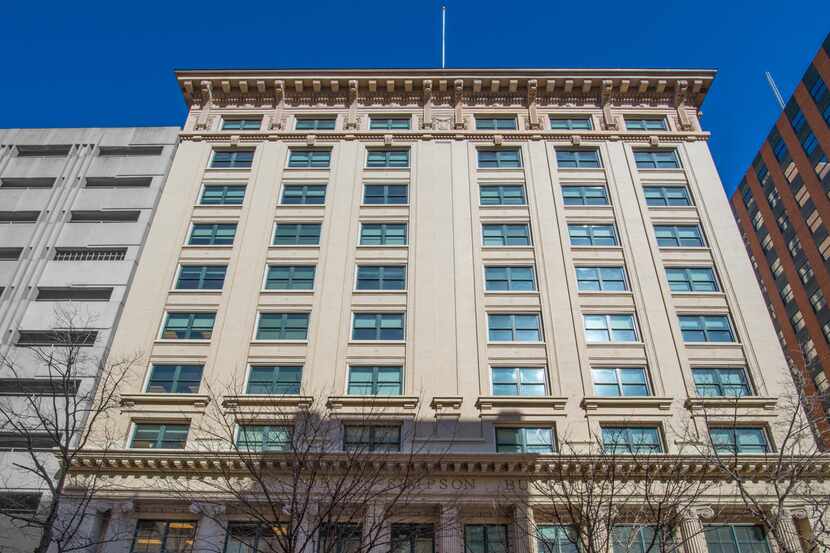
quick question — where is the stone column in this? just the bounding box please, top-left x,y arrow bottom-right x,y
513,504 -> 535,553
364,502 -> 390,553
774,509 -> 804,553
46,500 -> 110,553
297,501 -> 318,553
100,500 -> 137,553
191,502 -> 227,552
438,505 -> 462,553
679,507 -> 714,553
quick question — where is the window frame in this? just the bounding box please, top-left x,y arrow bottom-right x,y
665,267 -> 720,293
245,365 -> 303,395
601,426 -> 664,454
487,313 -> 543,343
464,524 -> 509,553
481,223 -> 532,247
366,149 -> 410,169
642,185 -> 693,207
174,265 -> 227,291
254,312 -> 311,342
355,265 -> 407,291
287,149 -> 332,169
263,265 -> 316,291
490,366 -> 547,396
294,117 -> 337,131
495,426 -> 556,453
221,117 -> 262,131
199,183 -> 246,205
583,313 -> 639,343
692,367 -> 753,397
369,116 -> 412,130
561,184 -> 609,206
351,312 -> 406,342
272,222 -> 322,246
633,149 -> 681,169
555,148 -> 603,169
363,183 -> 409,205
475,116 -> 519,130
347,366 -> 404,396
653,224 -> 706,248
709,426 -> 771,455
131,519 -> 198,553
235,424 -> 293,452
484,265 -> 537,292
549,115 -> 593,130
678,314 -> 736,343
159,312 -> 216,341
144,364 -> 204,394
280,183 -> 327,205
575,266 -> 628,292
590,367 -> 651,397
210,149 -> 255,169
343,424 -> 402,452
129,422 -> 190,450
187,222 -> 237,246
624,117 -> 669,131
477,148 -> 523,169
479,184 -> 527,206
359,222 -> 408,246
567,224 -> 619,247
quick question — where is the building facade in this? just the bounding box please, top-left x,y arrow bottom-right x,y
61,70 -> 825,553
730,33 -> 830,437
0,127 -> 179,551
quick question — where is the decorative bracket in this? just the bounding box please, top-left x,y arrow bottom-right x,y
194,81 -> 213,130
346,80 -> 359,130
268,80 -> 285,130
453,79 -> 465,130
527,79 -> 540,130
422,80 -> 434,129
601,79 -> 617,130
674,80 -> 694,131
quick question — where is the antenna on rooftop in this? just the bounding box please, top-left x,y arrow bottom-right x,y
765,71 -> 785,110
441,5 -> 447,69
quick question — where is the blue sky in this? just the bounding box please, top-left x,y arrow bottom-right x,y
1,1 -> 827,195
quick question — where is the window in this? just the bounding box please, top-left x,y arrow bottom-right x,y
200,184 -> 246,205
478,149 -> 522,168
132,520 -> 197,553
188,223 -> 237,246
273,223 -> 321,245
367,149 -> 409,168
666,267 -> 719,292
0,248 -> 23,261
236,425 -> 292,451
575,266 -> 627,291
281,184 -> 327,204
16,330 -> 97,347
347,366 -> 403,395
176,266 -> 227,290
561,184 -> 609,205
465,525 -> 508,553
790,108 -> 807,133
265,265 -> 315,290
370,117 -> 411,130
130,424 -> 189,449
601,426 -> 662,454
391,524 -> 434,553
161,312 -> 216,340
16,145 -> 71,157
484,266 -> 536,291
584,314 -> 638,342
0,431 -> 57,450
86,176 -> 152,188
352,313 -> 405,340
771,137 -> 788,161
568,224 -> 618,246
811,289 -> 827,313
692,368 -> 751,397
625,117 -> 668,131
482,224 -> 531,246
35,287 -> 113,301
678,315 -> 735,342
70,210 -> 140,222
224,523 -> 283,553
0,211 -> 39,223
476,117 -> 517,130
537,526 -> 578,553
211,150 -> 254,168
256,313 -> 310,341
0,378 -> 80,396
752,211 -> 765,230
356,265 -> 406,290
487,313 -> 542,342
592,367 -> 650,396
634,150 -> 681,169
799,261 -> 815,284
145,365 -> 203,394
222,118 -> 262,130
643,185 -> 692,206
53,248 -> 126,261
491,367 -> 546,396
364,184 -> 408,204
704,525 -> 770,553
319,524 -> 362,553
809,75 -> 829,103
802,132 -> 819,155
0,177 -> 55,188
495,427 -> 554,453
0,492 -> 42,516
295,117 -> 336,130
246,366 -> 302,395
556,149 -> 602,168
288,149 -> 331,168
360,223 -> 407,245
343,425 -> 401,451
550,116 -> 592,130
479,184 -> 526,205
710,427 -> 770,454
654,225 -> 704,247
612,526 -> 663,553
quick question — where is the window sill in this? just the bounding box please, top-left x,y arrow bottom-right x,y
581,396 -> 673,411
269,245 -> 321,249
153,339 -> 212,345
284,167 -> 331,171
356,245 -> 409,250
556,167 -> 605,172
360,204 -> 411,208
222,395 -> 314,410
646,205 -> 697,211
636,168 -> 685,172
658,246 -> 710,252
683,341 -> 742,348
363,167 -> 410,171
348,340 -> 407,345
181,245 -> 234,250
478,204 -> 530,209
487,341 -> 546,346
685,396 -> 777,411
121,394 -> 210,408
276,203 -> 327,209
476,167 -> 526,172
259,289 -> 315,295
352,289 -> 408,294
569,245 -> 623,252
480,246 -> 535,251
585,341 -> 645,347
327,395 -> 419,410
192,204 -> 243,209
670,291 -> 726,298
484,291 -> 540,296
168,289 -> 224,294
476,396 -> 567,414
577,290 -> 633,296
250,340 -> 309,345
204,167 -> 252,172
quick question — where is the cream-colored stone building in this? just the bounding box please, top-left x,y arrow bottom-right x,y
62,69 -> 827,553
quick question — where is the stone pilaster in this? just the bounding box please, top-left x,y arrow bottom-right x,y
100,500 -> 137,553
774,509 -> 804,553
512,504 -> 535,553
191,502 -> 227,552
364,502 -> 390,553
438,505 -> 462,553
678,507 -> 714,553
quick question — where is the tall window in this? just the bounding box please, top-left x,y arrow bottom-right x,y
550,116 -> 592,130
343,426 -> 401,451
488,313 -> 542,342
568,224 -> 618,246
236,425 -> 292,451
256,313 -> 310,340
464,525 -> 507,553
666,267 -> 718,292
200,184 -> 246,205
491,367 -> 546,396
211,150 -> 254,168
391,524 -> 434,553
484,266 -> 536,291
692,368 -> 751,397
224,523 -> 282,553
295,117 -> 336,130
356,266 -> 406,290
188,224 -> 236,246
176,265 -> 227,290
367,150 -> 409,168
643,185 -> 691,206
612,526 -> 662,553
132,520 -> 197,553
591,367 -> 649,396
556,149 -> 602,168
678,315 -> 734,343
145,364 -> 204,394
478,149 -> 522,168
265,265 -> 316,290
347,366 -> 403,395
476,117 -> 518,130
562,184 -> 609,205
537,526 -> 578,553
288,150 -> 331,168
634,150 -> 680,169
273,223 -> 321,245
625,118 -> 668,131
281,184 -> 327,204
601,426 -> 662,454
130,424 -> 189,449
364,184 -> 408,204
352,313 -> 405,340
479,184 -> 526,205
246,365 -> 302,395
495,427 -> 554,453
360,223 -> 407,245
710,427 -> 770,454
575,267 -> 627,291
584,314 -> 637,342
653,225 -> 704,247
319,524 -> 363,553
222,118 -> 261,130
704,525 -> 771,553
370,117 -> 411,130
161,313 -> 215,340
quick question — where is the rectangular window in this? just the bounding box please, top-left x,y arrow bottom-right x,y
491,367 -> 546,396
710,427 -> 770,454
634,150 -> 681,169
211,150 -> 254,168
225,523 -> 283,553
0,248 -> 23,261
16,330 -> 97,347
364,184 -> 408,204
256,313 -> 310,341
246,365 -> 302,395
130,423 -> 189,449
625,118 -> 668,131
281,184 -> 327,204
479,184 -> 526,205
347,366 -> 403,395
612,526 -> 663,553
484,266 -> 536,291
200,184 -> 246,205
295,117 -> 336,130
584,314 -> 638,342
0,432 -> 56,450
482,224 -> 531,246
478,149 -> 522,168
692,368 -> 751,397
161,312 -> 216,340
70,210 -> 140,223
665,267 -> 719,292
643,185 -> 692,206
273,223 -> 321,245
352,313 -> 405,340
188,223 -> 237,246
654,225 -> 704,247
0,378 -> 80,396
575,266 -> 627,292
1,177 -> 55,188
222,118 -> 262,130
704,525 -> 771,553
678,315 -> 735,342
360,223 -> 407,246
601,426 -> 662,454
0,492 -> 42,516
465,525 -> 508,553
591,367 -> 650,396
561,184 -> 609,205
550,116 -> 593,130
391,524 -> 434,553
487,313 -> 542,342
537,526 -> 578,553
99,146 -> 163,157
53,248 -> 126,261
476,117 -> 518,130
367,149 -> 409,168
176,265 -> 227,290
0,211 -> 39,223
495,427 -> 554,453
809,74 -> 829,103
145,364 -> 203,394
370,117 -> 411,130
568,224 -> 618,246
132,520 -> 197,553
319,523 -> 363,553
16,145 -> 71,157
236,425 -> 292,451
556,149 -> 602,168
265,265 -> 315,290
35,287 -> 113,301
343,425 -> 401,451
288,149 -> 331,168
356,265 -> 406,290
